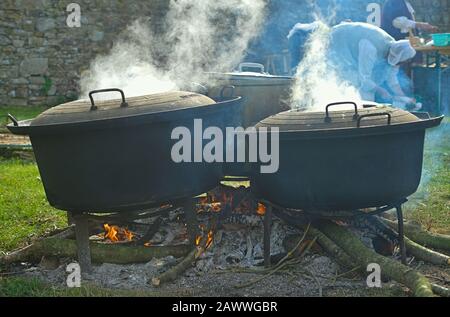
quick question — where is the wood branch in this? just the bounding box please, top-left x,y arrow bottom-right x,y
86,206 -> 179,223
134,217 -> 163,247
274,209 -> 356,271
432,284 -> 450,297
49,226 -> 76,240
151,248 -> 197,287
0,238 -> 192,266
404,236 -> 450,266
48,224 -> 105,240
151,214 -> 216,288
379,218 -> 450,266
315,220 -> 434,297
381,218 -> 450,253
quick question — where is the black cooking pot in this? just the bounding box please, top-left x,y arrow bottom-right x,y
8,89 -> 243,213
251,102 -> 444,212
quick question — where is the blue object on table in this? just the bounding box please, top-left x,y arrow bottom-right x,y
432,33 -> 450,47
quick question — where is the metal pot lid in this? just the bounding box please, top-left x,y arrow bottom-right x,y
31,89 -> 216,127
205,72 -> 293,86
206,63 -> 292,84
256,102 -> 421,132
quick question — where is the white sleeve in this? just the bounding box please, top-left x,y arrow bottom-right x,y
358,39 -> 378,92
386,67 -> 405,97
393,16 -> 416,32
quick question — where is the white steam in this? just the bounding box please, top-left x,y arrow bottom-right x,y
80,0 -> 266,99
290,21 -> 362,111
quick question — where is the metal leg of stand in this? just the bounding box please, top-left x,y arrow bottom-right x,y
73,213 -> 92,274
67,211 -> 75,226
184,199 -> 200,246
264,205 -> 272,268
396,205 -> 407,265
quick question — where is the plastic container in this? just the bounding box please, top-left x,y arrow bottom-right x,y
432,33 -> 450,47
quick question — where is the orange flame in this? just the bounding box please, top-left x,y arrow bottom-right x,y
195,235 -> 202,246
257,203 -> 267,216
211,202 -> 222,212
206,230 -> 214,249
103,224 -> 134,242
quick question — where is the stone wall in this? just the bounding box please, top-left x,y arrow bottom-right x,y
0,0 -> 169,107
411,0 -> 450,30
0,0 -> 449,107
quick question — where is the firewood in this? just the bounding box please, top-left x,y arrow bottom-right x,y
274,209 -> 356,271
151,217 -> 216,287
134,217 -> 163,246
0,238 -> 191,266
151,247 -> 197,287
403,236 -> 450,266
315,221 -> 435,297
381,218 -> 450,253
432,284 -> 450,297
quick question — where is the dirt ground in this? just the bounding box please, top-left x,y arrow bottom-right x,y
16,250 -> 449,297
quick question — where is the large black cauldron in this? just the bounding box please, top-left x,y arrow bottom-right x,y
8,89 -> 242,213
252,102 -> 443,212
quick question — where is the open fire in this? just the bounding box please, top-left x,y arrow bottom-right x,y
103,224 -> 135,243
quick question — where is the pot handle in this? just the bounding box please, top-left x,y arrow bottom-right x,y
238,63 -> 265,73
89,88 -> 129,111
325,102 -> 359,123
220,85 -> 236,100
7,114 -> 19,127
357,113 -> 392,128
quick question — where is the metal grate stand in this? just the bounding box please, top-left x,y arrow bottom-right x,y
396,205 -> 407,265
183,198 -> 200,246
259,199 -> 409,268
264,205 -> 273,268
73,213 -> 92,274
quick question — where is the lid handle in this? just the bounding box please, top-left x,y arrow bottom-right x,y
325,102 -> 359,123
220,85 -> 236,100
89,88 -> 129,111
238,62 -> 265,73
357,113 -> 392,128
7,114 -> 19,127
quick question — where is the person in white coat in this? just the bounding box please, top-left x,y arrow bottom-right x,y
381,0 -> 438,41
328,22 -> 419,108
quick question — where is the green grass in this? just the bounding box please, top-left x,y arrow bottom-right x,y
0,159 -> 66,252
406,120 -> 450,234
0,277 -> 182,297
0,106 -> 48,132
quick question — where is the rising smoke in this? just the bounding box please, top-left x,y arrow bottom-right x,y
290,20 -> 362,111
80,0 -> 266,99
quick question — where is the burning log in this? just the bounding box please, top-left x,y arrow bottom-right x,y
151,247 -> 198,287
151,216 -> 217,287
134,217 -> 163,247
151,234 -> 215,287
315,220 -> 434,297
0,238 -> 192,266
